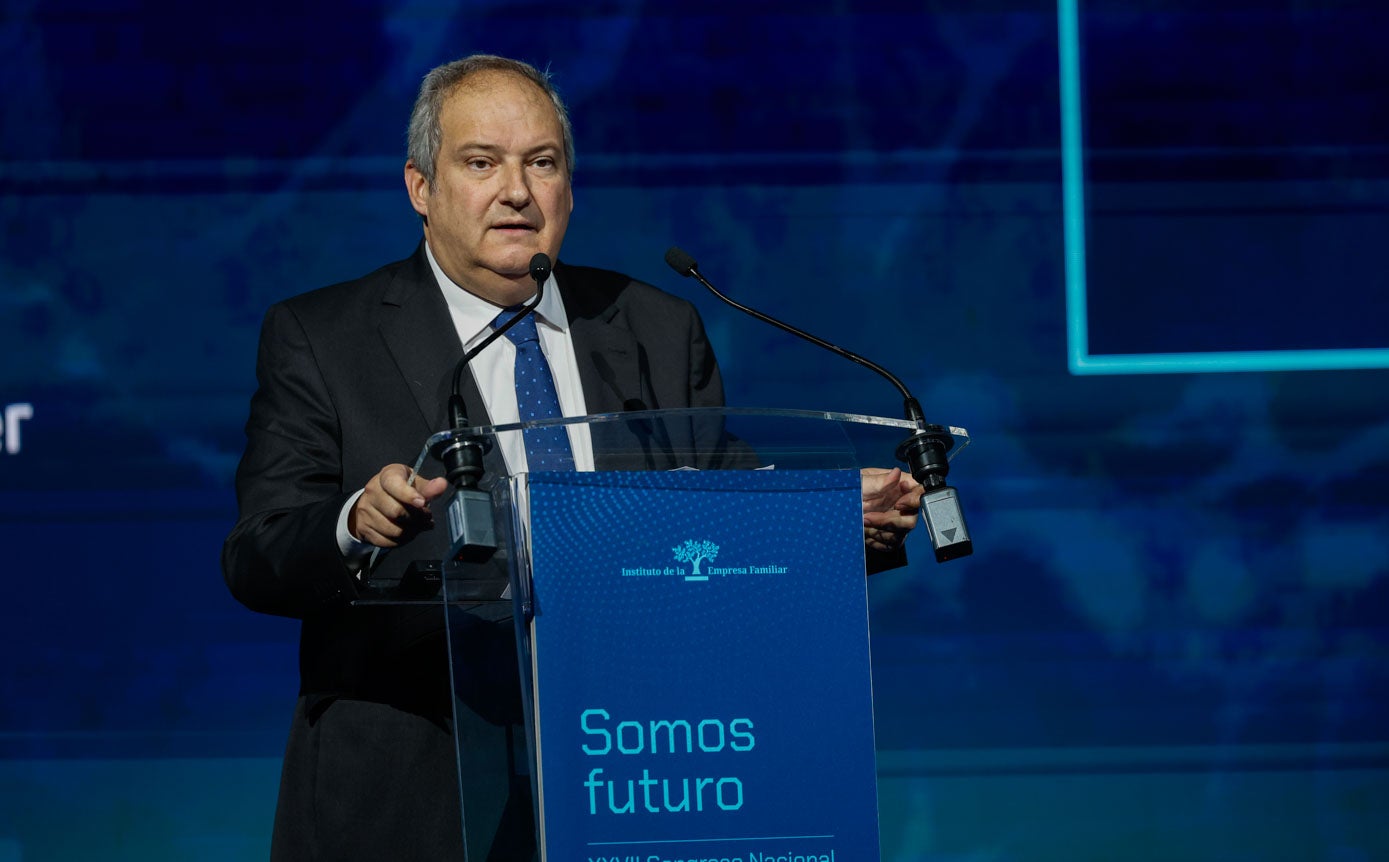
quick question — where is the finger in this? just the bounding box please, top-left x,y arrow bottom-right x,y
863,526 -> 909,553
894,490 -> 924,514
416,475 -> 450,502
355,510 -> 406,547
360,484 -> 411,523
368,501 -> 438,546
859,467 -> 900,496
358,526 -> 401,549
363,494 -> 437,540
349,488 -> 399,544
861,510 -> 905,524
865,510 -> 918,532
355,483 -> 421,534
380,465 -> 427,507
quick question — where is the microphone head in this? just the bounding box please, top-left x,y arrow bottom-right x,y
529,253 -> 553,285
664,246 -> 698,277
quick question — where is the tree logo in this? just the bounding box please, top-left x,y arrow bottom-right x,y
672,539 -> 720,581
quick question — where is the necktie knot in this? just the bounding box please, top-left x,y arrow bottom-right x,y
493,306 -> 540,345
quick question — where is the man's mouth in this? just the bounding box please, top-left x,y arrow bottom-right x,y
492,222 -> 537,233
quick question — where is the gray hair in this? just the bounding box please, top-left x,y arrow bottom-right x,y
406,54 -> 575,188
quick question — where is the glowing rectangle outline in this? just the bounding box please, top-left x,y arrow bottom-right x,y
1057,0 -> 1389,375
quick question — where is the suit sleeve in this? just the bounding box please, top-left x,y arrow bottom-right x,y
222,302 -> 359,619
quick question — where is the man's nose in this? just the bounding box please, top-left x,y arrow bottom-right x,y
498,163 -> 531,208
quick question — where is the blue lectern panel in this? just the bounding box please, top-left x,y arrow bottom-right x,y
527,470 -> 878,859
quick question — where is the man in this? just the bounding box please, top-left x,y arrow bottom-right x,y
224,54 -> 923,861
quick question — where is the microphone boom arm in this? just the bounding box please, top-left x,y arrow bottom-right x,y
664,245 -> 972,562
431,253 -> 554,563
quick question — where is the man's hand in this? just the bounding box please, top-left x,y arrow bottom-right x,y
860,467 -> 924,555
348,464 -> 450,549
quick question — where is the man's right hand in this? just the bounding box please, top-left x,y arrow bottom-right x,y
348,464 -> 450,548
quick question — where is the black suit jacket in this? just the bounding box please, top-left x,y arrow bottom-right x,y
222,244 -> 728,860
225,243 -> 728,617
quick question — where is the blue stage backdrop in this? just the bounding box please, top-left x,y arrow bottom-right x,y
1,1 -> 1386,860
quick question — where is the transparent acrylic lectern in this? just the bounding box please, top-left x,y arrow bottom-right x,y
357,407 -> 969,862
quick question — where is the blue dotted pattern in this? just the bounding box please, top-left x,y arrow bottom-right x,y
525,469 -> 881,848
495,307 -> 575,472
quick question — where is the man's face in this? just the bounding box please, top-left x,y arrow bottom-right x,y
405,70 -> 573,306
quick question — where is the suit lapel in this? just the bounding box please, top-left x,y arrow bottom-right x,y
559,266 -> 683,471
376,244 -> 492,436
560,270 -> 646,413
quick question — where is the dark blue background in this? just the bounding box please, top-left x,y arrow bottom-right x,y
1,1 -> 1385,859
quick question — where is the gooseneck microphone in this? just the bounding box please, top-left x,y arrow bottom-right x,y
664,246 -> 972,562
665,246 -> 921,404
430,252 -> 553,562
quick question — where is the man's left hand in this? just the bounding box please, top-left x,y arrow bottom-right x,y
860,467 -> 924,555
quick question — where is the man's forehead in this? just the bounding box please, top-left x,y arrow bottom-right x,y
440,72 -> 561,135
446,70 -> 550,110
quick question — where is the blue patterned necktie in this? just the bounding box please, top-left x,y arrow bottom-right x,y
493,306 -> 575,472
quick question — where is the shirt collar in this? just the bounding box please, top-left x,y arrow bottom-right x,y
424,241 -> 569,348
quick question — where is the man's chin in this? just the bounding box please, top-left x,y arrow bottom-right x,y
485,241 -> 535,264
465,266 -> 540,307
491,248 -> 557,279
485,264 -> 537,285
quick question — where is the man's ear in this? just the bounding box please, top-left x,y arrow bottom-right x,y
404,160 -> 429,219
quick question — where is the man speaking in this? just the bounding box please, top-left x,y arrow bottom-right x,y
223,54 -> 924,861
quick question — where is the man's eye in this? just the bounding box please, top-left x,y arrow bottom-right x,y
532,157 -> 555,170
467,158 -> 491,170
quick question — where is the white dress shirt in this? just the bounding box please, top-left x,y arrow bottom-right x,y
427,244 -> 594,474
